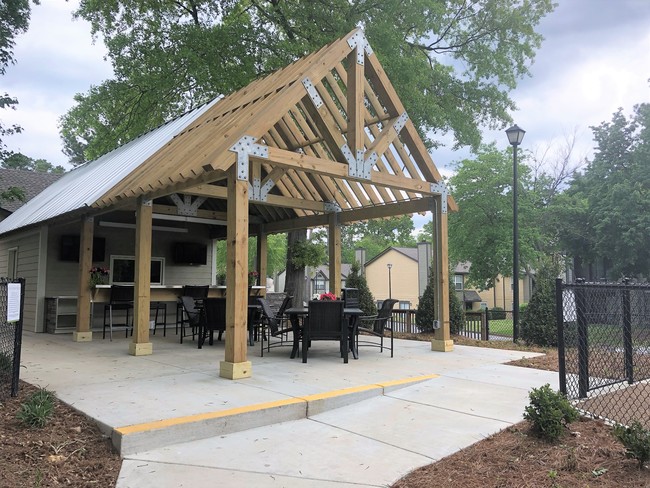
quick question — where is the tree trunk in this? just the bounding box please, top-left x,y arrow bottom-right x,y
284,229 -> 307,306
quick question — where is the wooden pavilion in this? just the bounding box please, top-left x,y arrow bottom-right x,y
0,28 -> 456,379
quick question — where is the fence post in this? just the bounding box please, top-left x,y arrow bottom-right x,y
480,310 -> 488,341
555,278 -> 566,396
406,309 -> 412,333
622,279 -> 633,384
575,279 -> 589,399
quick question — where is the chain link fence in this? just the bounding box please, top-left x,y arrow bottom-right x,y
557,279 -> 650,427
0,278 -> 26,400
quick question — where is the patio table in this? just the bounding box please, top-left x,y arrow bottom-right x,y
284,306 -> 363,360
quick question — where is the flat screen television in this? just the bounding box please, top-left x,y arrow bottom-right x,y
173,242 -> 207,265
59,235 -> 106,262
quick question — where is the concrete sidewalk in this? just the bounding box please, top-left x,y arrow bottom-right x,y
19,331 -> 558,487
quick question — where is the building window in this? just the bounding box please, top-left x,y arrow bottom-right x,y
399,301 -> 411,310
7,247 -> 18,279
454,274 -> 464,291
110,255 -> 165,285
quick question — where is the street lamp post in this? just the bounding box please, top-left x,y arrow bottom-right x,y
387,263 -> 393,299
506,124 -> 525,342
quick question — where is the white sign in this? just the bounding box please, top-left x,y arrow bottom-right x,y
7,282 -> 21,323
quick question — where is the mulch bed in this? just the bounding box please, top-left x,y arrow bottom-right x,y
0,381 -> 121,488
393,418 -> 650,487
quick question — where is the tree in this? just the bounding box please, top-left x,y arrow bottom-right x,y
415,264 -> 463,334
342,216 -> 416,263
2,152 -> 65,173
344,261 -> 377,317
62,0 -> 555,164
0,0 -> 34,162
520,257 -> 561,347
446,144 -> 543,290
557,105 -> 650,278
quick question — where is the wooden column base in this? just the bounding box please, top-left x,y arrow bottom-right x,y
220,360 -> 252,380
72,331 -> 93,342
431,339 -> 454,352
129,342 -> 153,356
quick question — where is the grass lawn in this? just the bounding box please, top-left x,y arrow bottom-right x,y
487,318 -> 513,337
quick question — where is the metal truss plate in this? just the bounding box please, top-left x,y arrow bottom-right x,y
302,78 -> 323,109
430,181 -> 448,214
229,135 -> 268,181
324,201 -> 341,213
394,112 -> 409,133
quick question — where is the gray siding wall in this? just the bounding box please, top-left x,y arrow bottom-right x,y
0,227 -> 47,332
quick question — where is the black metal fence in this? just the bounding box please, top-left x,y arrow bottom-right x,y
0,278 -> 26,400
557,279 -> 650,427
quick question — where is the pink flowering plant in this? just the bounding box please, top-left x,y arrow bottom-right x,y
319,292 -> 337,301
89,267 -> 109,288
248,270 -> 259,286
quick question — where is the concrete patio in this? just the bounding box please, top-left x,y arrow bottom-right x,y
18,331 -> 559,487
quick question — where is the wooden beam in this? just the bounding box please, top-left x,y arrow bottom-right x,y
185,182 -> 331,212
432,197 -> 453,352
265,197 -> 436,233
130,197 -> 153,356
220,168 -> 251,379
152,204 -> 228,221
74,216 -> 93,341
346,46 -> 365,160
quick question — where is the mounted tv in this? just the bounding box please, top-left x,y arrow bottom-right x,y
59,235 -> 106,262
173,242 -> 207,265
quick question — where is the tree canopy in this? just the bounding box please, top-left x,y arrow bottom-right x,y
2,152 -> 65,173
557,105 -> 650,278
61,0 -> 555,164
0,0 -> 33,163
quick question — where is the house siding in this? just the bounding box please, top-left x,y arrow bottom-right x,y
0,228 -> 46,331
366,251 -> 420,308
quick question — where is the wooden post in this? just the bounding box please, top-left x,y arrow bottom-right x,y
220,168 -> 252,379
347,43 -> 365,161
328,212 -> 342,296
74,216 -> 93,342
257,225 -> 267,293
432,197 -> 453,352
129,197 -> 153,356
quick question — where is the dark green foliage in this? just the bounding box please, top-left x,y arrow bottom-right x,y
345,261 -> 377,317
488,307 -> 506,320
16,388 -> 56,428
614,421 -> 650,469
416,268 -> 436,332
520,259 -> 560,347
448,279 -> 464,335
523,384 -> 579,442
416,266 -> 464,334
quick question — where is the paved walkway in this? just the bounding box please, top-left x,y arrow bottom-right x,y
19,331 -> 558,487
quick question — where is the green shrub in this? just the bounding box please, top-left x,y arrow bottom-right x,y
523,384 -> 578,442
488,307 -> 506,320
416,265 -> 464,334
520,258 -> 560,347
16,388 -> 56,428
614,421 -> 650,469
345,261 -> 377,317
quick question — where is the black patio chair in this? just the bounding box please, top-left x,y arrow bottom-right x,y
176,285 -> 209,334
356,298 -> 398,357
258,296 -> 294,356
180,295 -> 201,344
302,300 -> 347,364
103,285 -> 134,341
198,297 -> 226,349
150,301 -> 167,336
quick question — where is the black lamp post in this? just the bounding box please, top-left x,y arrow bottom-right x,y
387,263 -> 393,299
506,124 -> 525,342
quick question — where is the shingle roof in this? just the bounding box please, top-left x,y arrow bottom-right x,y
0,169 -> 62,213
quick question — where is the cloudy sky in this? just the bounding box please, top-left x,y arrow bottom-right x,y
3,0 -> 650,174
